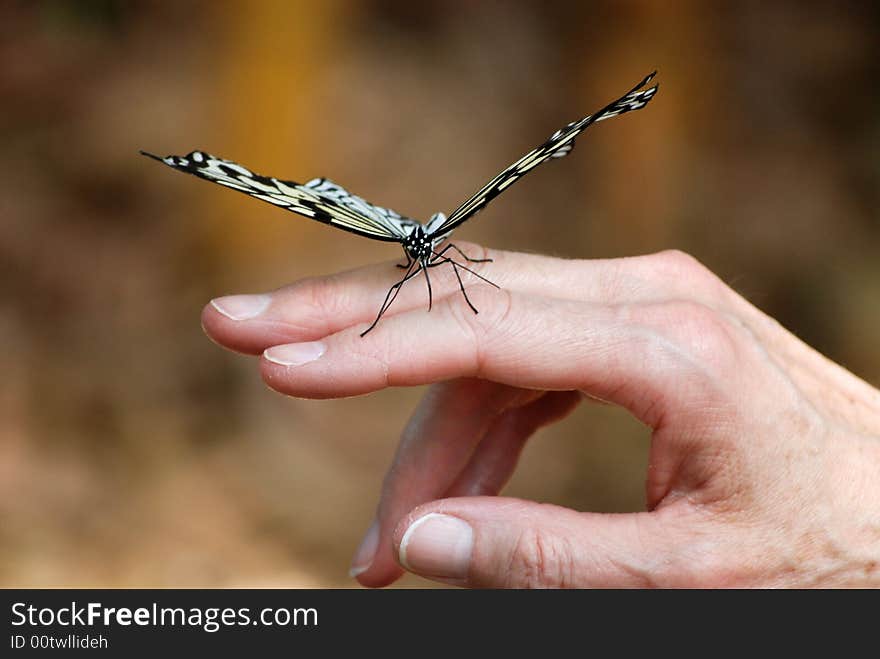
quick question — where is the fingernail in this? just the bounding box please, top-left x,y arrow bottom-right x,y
211,294 -> 271,320
398,513 -> 473,579
349,519 -> 379,578
264,341 -> 326,367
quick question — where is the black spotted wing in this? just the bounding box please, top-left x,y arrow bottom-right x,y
140,150 -> 415,242
426,71 -> 659,239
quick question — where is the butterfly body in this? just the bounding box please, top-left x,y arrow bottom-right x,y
402,224 -> 435,264
143,72 -> 658,335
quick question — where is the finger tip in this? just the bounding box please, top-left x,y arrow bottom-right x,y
259,354 -> 294,395
204,296 -> 316,356
199,303 -> 261,355
200,302 -> 241,350
258,352 -> 335,399
200,301 -> 224,338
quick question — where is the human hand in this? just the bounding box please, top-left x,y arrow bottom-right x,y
202,244 -> 880,588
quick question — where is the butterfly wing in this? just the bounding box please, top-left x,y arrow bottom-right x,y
140,150 -> 413,242
427,71 -> 659,239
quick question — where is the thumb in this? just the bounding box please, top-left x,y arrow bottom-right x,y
393,497 -> 682,588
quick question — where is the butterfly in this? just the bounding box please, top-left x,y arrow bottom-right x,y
142,72 -> 658,336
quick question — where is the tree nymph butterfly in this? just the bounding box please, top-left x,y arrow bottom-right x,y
142,72 -> 658,336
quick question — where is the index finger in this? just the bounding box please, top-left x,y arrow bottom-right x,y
203,247 -> 738,356
260,285 -> 734,428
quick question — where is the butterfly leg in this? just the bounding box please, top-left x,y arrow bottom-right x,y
426,256 -> 498,314
449,261 -> 479,314
361,261 -> 422,337
429,251 -> 500,289
423,261 -> 434,311
436,242 -> 493,264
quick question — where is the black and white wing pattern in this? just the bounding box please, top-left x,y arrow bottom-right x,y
426,71 -> 659,238
140,150 -> 415,242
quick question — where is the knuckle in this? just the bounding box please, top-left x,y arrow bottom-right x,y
671,301 -> 739,363
634,299 -> 742,375
505,526 -> 577,588
652,248 -> 707,277
646,249 -> 733,301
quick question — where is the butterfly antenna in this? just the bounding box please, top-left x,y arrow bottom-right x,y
139,150 -> 166,162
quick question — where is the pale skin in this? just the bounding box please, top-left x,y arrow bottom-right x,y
202,244 -> 880,588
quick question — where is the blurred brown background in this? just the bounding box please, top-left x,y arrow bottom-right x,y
1,1 -> 878,587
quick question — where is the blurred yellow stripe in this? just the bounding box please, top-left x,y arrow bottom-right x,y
204,0 -> 348,261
